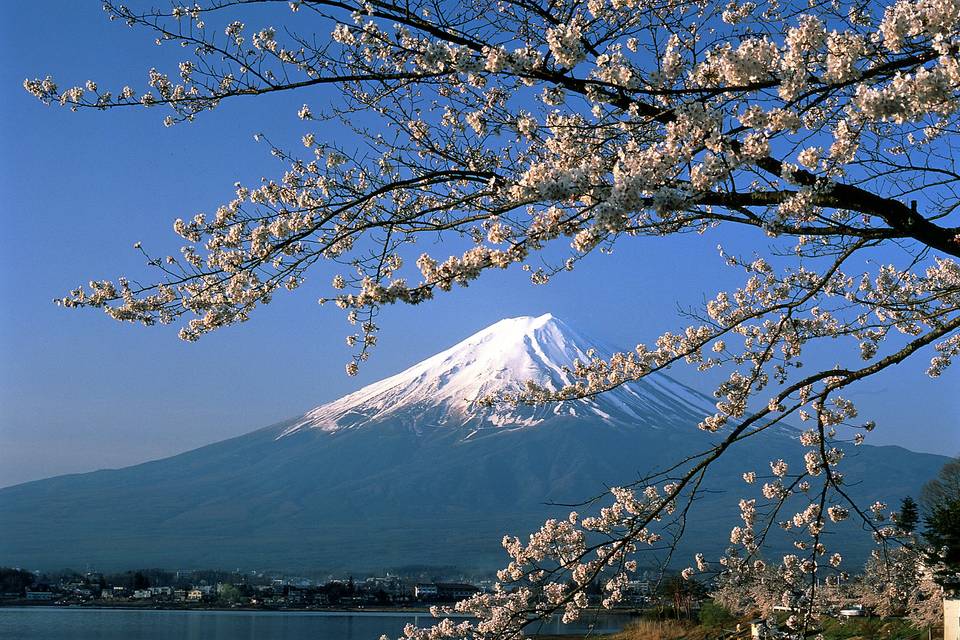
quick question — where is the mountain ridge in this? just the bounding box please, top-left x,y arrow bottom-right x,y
0,315 -> 946,571
283,313 -> 716,438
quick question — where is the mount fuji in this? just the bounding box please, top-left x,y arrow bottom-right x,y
0,315 -> 946,571
285,314 -> 713,436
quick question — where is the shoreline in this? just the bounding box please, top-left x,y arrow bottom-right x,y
0,603 -> 450,614
0,602 -> 641,615
0,602 -> 641,621
0,605 -> 632,637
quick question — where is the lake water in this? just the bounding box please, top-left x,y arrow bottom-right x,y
0,607 -> 632,639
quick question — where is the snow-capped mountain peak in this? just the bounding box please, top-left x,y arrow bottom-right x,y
280,314 -> 713,438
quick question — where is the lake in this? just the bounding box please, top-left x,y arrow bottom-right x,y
0,607 -> 633,639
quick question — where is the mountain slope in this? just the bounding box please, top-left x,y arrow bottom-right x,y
0,315 -> 947,571
285,314 -> 713,436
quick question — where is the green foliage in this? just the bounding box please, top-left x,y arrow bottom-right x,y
218,583 -> 243,604
697,600 -> 735,628
921,457 -> 960,589
614,614 -> 928,640
896,496 -> 920,535
920,457 -> 960,514
103,568 -> 173,590
817,616 -> 926,640
0,567 -> 35,595
923,499 -> 960,589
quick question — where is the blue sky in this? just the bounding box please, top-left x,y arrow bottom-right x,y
1,2 -> 957,488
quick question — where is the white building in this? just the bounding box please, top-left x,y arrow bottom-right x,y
946,598 -> 959,640
415,584 -> 438,598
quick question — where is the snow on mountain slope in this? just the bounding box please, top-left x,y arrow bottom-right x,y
281,314 -> 715,438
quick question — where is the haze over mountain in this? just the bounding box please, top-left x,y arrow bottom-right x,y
0,315 -> 946,571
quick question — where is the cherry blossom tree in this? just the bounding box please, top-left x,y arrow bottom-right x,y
858,545 -> 943,627
24,0 -> 960,637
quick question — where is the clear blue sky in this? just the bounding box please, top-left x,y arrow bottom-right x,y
1,2 -> 957,488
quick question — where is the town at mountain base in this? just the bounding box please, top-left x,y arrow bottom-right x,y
0,315 -> 947,571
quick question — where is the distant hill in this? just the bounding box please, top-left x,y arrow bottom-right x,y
0,315 -> 946,571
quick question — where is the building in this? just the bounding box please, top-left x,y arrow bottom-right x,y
626,580 -> 652,596
414,584 -> 438,599
436,583 -> 480,601
415,582 -> 480,601
286,587 -> 307,605
25,591 -> 55,601
365,575 -> 402,594
945,598 -> 959,640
